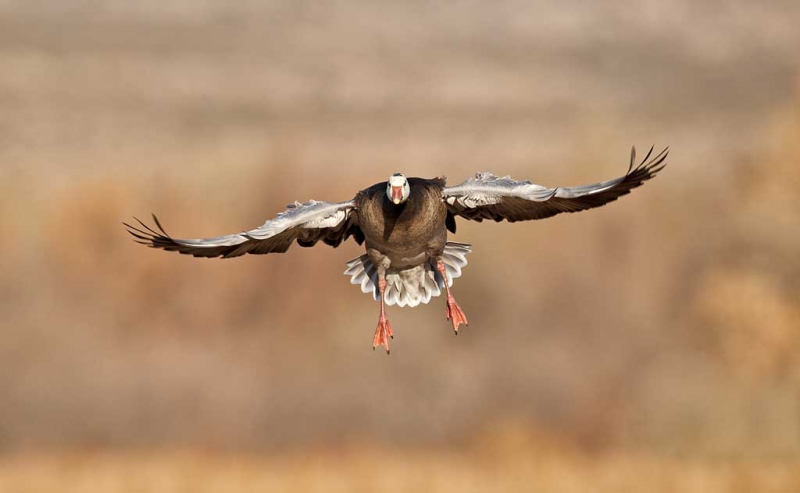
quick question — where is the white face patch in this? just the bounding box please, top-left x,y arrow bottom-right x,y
386,174 -> 410,204
388,174 -> 406,187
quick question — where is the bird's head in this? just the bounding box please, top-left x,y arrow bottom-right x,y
386,173 -> 410,205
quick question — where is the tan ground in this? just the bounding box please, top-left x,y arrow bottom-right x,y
3,448 -> 798,493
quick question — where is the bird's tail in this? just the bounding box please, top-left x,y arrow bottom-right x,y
344,242 -> 472,307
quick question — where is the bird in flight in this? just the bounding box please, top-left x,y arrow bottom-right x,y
126,146 -> 667,353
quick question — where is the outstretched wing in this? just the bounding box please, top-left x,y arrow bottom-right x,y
124,199 -> 361,259
443,146 -> 668,223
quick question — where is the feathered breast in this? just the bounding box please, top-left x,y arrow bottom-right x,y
356,178 -> 448,252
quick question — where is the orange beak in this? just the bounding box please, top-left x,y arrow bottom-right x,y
391,185 -> 403,204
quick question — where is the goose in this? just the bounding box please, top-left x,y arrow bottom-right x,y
125,146 -> 668,353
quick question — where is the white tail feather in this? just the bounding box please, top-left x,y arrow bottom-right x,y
344,242 -> 472,307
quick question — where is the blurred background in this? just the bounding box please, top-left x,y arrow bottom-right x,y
1,1 -> 799,491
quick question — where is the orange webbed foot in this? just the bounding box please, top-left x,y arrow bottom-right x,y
372,314 -> 394,354
446,296 -> 468,333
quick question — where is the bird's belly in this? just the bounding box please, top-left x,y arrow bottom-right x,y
363,223 -> 446,269
365,245 -> 434,271
385,250 -> 431,270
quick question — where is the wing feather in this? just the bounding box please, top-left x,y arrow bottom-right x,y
124,199 -> 359,259
443,146 -> 667,223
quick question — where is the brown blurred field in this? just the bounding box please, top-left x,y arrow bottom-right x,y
2,445 -> 799,493
1,1 -> 799,491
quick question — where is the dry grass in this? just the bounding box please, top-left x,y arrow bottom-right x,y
2,447 -> 798,493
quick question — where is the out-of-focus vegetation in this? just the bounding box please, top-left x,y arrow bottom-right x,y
2,443 -> 799,493
0,1 -> 799,491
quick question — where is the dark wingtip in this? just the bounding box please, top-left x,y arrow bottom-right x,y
628,146 -> 636,174
124,215 -> 180,249
133,216 -> 161,237
641,145 -> 655,166
647,146 -> 670,174
628,145 -> 669,177
151,213 -> 170,236
123,219 -> 154,242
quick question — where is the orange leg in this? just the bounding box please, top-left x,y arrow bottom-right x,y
372,278 -> 394,354
437,260 -> 468,333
